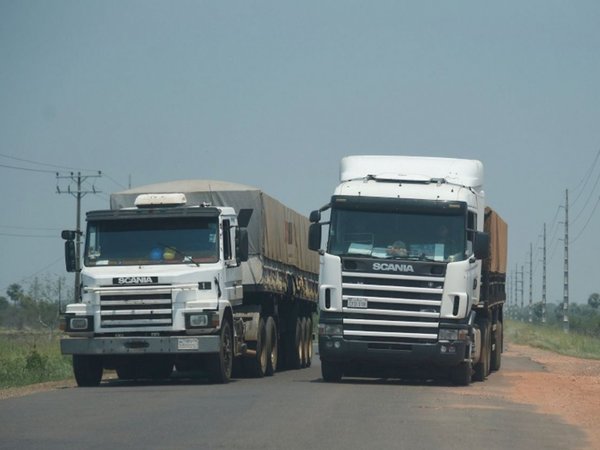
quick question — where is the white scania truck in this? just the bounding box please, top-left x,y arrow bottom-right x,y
60,180 -> 318,386
308,156 -> 507,385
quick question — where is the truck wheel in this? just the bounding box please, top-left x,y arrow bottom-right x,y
473,321 -> 491,382
116,361 -> 138,380
145,356 -> 174,380
450,361 -> 472,386
73,355 -> 103,387
243,317 -> 268,378
300,317 -> 308,368
265,317 -> 278,376
284,315 -> 302,370
491,321 -> 503,371
321,360 -> 343,382
304,317 -> 313,368
207,319 -> 233,383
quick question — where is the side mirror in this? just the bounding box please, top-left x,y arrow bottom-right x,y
309,210 -> 321,223
237,228 -> 249,262
61,230 -> 76,240
473,231 -> 490,260
308,223 -> 322,252
237,209 -> 253,228
65,240 -> 77,272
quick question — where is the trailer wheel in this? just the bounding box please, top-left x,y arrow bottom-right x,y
284,315 -> 302,370
321,360 -> 343,382
491,321 -> 503,371
450,361 -> 472,386
145,356 -> 174,380
473,321 -> 491,382
207,319 -> 233,383
300,317 -> 308,368
265,316 -> 278,376
243,317 -> 268,378
73,355 -> 103,387
304,317 -> 313,368
116,361 -> 138,380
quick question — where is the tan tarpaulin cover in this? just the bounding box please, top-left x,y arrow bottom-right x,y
110,180 -> 319,277
484,207 -> 508,274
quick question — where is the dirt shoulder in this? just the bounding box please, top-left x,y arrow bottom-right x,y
455,343 -> 600,449
502,344 -> 600,447
0,379 -> 76,400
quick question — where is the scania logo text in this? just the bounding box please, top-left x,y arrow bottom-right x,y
372,262 -> 415,273
114,276 -> 158,285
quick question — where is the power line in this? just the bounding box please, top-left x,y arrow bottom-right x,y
570,148 -> 600,207
0,256 -> 65,294
103,173 -> 128,190
571,196 -> 600,244
0,163 -> 57,174
0,232 -> 57,238
571,168 -> 600,224
0,152 -> 98,172
0,225 -> 62,231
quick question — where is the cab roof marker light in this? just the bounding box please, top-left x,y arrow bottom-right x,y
134,193 -> 187,207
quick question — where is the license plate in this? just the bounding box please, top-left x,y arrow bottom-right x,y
178,337 -> 199,350
347,297 -> 368,308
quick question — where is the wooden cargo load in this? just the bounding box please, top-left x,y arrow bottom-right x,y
481,207 -> 508,305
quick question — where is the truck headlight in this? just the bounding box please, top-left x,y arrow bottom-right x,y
439,329 -> 458,341
66,316 -> 93,332
319,323 -> 343,337
439,329 -> 469,341
186,312 -> 219,329
189,314 -> 208,327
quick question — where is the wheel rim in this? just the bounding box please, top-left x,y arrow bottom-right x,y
270,326 -> 278,370
259,324 -> 268,373
223,323 -> 232,376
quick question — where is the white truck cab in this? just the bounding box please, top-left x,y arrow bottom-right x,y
309,156 -> 506,385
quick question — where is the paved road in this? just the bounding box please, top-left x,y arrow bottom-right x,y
0,350 -> 586,450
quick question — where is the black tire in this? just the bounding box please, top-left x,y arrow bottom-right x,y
145,356 -> 174,380
116,361 -> 138,380
450,361 -> 472,386
300,317 -> 308,368
207,319 -> 233,383
243,317 -> 268,378
304,316 -> 313,368
321,359 -> 343,382
73,355 -> 103,387
265,316 -> 278,376
491,321 -> 503,371
473,321 -> 491,382
286,316 -> 302,370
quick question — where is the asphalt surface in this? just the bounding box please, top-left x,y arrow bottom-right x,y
0,349 -> 586,450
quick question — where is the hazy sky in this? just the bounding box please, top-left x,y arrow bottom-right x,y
1,1 -> 599,307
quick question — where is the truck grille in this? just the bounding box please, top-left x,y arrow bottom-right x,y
100,292 -> 173,328
341,272 -> 443,344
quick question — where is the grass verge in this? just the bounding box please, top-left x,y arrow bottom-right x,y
506,320 -> 600,360
0,330 -> 72,389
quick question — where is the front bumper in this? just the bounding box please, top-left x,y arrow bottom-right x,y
61,335 -> 220,355
318,336 -> 468,368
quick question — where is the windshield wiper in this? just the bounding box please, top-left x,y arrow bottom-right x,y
158,243 -> 200,267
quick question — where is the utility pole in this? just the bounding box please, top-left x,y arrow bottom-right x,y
57,171 -> 102,302
563,189 -> 569,333
520,265 -> 525,321
529,243 -> 533,323
542,223 -> 547,323
513,265 -> 517,319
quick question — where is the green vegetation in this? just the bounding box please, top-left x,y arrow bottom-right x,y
506,319 -> 600,360
0,331 -> 73,388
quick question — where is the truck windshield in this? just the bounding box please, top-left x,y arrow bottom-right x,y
328,208 -> 467,262
84,217 -> 219,266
